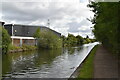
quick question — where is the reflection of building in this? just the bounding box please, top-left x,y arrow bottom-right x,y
4,24 -> 61,46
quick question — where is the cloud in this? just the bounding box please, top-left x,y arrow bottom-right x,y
67,22 -> 81,32
1,0 -> 94,38
67,18 -> 92,33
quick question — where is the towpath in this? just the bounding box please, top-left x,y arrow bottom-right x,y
94,45 -> 119,79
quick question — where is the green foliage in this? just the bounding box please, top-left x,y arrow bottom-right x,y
62,34 -> 84,47
0,27 -> 2,48
37,31 -> 62,49
9,43 -> 37,51
33,27 -> 41,38
1,27 -> 11,54
22,45 -> 37,50
90,38 -> 97,43
83,38 -> 91,44
88,2 -> 120,54
76,35 -> 84,45
33,27 -> 62,49
66,34 -> 77,46
9,43 -> 20,50
83,36 -> 96,44
61,35 -> 66,46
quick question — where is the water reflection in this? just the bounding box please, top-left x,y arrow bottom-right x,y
2,42 -> 98,78
2,49 -> 62,77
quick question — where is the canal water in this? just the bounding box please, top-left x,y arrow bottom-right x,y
2,42 -> 98,78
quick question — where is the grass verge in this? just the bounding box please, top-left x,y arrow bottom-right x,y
77,45 -> 98,78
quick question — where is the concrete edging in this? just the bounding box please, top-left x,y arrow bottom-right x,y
69,45 -> 97,78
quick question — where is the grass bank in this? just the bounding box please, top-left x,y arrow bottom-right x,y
77,45 -> 98,78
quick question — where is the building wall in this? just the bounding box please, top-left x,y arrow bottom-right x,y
13,25 -> 24,36
13,25 -> 48,37
22,39 -> 35,46
13,38 -> 35,46
13,39 -> 20,46
4,24 -> 12,36
13,25 -> 36,37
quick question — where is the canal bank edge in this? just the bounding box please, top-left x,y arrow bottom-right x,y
69,45 -> 98,78
8,45 -> 37,53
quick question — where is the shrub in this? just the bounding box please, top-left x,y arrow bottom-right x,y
9,43 -> 20,50
1,27 -> 11,54
37,31 -> 62,49
22,45 -> 37,50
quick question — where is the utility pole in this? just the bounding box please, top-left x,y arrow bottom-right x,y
89,0 -> 91,3
47,19 -> 50,28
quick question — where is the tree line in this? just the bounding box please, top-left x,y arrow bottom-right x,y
32,28 -> 96,48
88,2 -> 120,54
61,34 -> 96,47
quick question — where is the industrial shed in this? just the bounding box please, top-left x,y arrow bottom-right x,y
4,24 -> 61,46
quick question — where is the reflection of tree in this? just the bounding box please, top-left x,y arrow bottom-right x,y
67,47 -> 75,54
76,47 -> 83,52
2,54 -> 11,76
67,46 -> 83,55
34,49 -> 62,66
2,49 -> 62,76
2,51 -> 38,75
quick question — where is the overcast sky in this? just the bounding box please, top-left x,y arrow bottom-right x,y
0,0 -> 95,38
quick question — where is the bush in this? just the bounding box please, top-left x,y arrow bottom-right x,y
1,27 -> 11,54
22,45 -> 37,50
37,31 -> 62,49
66,34 -> 77,46
76,35 -> 84,45
9,43 -> 20,50
9,44 -> 37,51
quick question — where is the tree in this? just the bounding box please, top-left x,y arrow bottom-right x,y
62,34 -> 84,47
33,27 -> 62,49
33,27 -> 41,38
1,27 -> 11,54
37,31 -> 62,49
86,35 -> 89,39
76,35 -> 84,45
66,34 -> 77,46
33,27 -> 41,46
61,35 -> 67,47
88,2 -> 120,53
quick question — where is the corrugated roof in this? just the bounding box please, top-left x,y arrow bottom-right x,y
4,23 -> 61,36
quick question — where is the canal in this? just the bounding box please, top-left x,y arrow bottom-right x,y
2,42 -> 98,78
